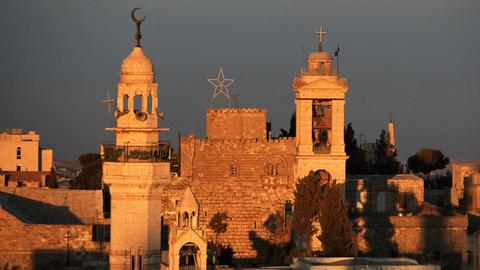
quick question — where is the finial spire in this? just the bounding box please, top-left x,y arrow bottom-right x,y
315,26 -> 327,51
131,8 -> 146,47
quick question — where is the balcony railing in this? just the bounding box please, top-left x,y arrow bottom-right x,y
313,144 -> 330,154
102,142 -> 170,163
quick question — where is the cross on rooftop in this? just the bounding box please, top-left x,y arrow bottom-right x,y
315,26 -> 327,43
315,26 -> 327,51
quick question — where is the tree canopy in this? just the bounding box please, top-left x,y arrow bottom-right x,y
373,130 -> 402,174
407,148 -> 449,175
344,123 -> 370,174
69,153 -> 102,190
292,171 -> 355,256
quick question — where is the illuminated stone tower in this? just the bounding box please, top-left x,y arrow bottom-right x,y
292,27 -> 349,184
102,9 -> 170,270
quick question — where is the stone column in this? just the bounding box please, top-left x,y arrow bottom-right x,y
331,99 -> 345,155
296,99 -> 313,154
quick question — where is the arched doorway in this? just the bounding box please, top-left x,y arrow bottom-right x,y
179,242 -> 200,270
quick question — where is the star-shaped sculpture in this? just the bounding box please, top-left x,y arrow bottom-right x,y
207,68 -> 234,100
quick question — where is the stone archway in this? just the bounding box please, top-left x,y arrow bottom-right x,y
169,228 -> 207,270
179,242 -> 200,270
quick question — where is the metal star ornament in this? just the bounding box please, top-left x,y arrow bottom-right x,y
207,68 -> 234,100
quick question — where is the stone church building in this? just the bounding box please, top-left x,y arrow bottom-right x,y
95,12 -> 470,269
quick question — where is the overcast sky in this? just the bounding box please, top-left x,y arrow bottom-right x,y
0,0 -> 479,162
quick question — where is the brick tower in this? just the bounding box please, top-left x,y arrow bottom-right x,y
292,27 -> 349,184
102,9 -> 170,270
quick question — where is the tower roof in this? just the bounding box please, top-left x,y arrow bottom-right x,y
119,47 -> 155,84
180,186 -> 199,211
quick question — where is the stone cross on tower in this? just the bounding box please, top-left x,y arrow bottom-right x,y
315,26 -> 327,51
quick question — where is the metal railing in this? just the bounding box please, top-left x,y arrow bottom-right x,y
102,142 -> 170,163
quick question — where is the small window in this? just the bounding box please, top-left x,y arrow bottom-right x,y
16,165 -> 21,172
123,95 -> 129,112
231,164 -> 238,176
16,147 -> 21,159
134,95 -> 142,112
138,255 -> 143,270
131,255 -> 135,270
147,95 -> 152,113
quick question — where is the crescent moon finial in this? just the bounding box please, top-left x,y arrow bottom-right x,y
130,7 -> 146,47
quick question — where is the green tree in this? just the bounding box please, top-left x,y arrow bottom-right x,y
69,153 -> 102,189
317,182 -> 356,257
344,123 -> 370,174
279,112 -> 296,138
292,171 -> 325,256
373,130 -> 402,174
292,171 -> 354,256
208,212 -> 229,264
407,148 -> 449,175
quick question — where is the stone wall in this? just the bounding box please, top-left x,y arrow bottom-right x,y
205,108 -> 267,140
0,186 -> 103,224
0,206 -> 108,270
353,214 -> 467,270
346,174 -> 424,215
177,136 -> 296,264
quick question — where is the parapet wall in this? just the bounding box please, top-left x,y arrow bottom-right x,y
0,206 -> 107,269
0,186 -> 103,224
206,108 -> 267,140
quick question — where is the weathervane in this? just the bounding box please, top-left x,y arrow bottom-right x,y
131,8 -> 145,47
207,68 -> 235,106
315,26 -> 327,51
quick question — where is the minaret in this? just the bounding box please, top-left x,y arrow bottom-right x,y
102,8 -> 170,270
292,27 -> 349,185
387,120 -> 395,147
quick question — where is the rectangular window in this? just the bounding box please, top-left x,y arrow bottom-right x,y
16,165 -> 21,172
131,255 -> 135,270
138,255 -> 142,270
16,147 -> 21,159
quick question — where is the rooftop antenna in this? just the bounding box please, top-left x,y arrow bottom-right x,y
101,90 -> 116,113
334,43 -> 340,78
207,67 -> 235,107
300,44 -> 304,74
230,93 -> 240,108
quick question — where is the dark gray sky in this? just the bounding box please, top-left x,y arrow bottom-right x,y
1,0 -> 479,162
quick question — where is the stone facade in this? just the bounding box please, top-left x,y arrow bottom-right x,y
346,175 -> 424,215
179,134 -> 296,263
0,129 -> 52,173
0,186 -> 104,224
451,162 -> 480,209
0,206 -> 107,270
206,108 -> 267,140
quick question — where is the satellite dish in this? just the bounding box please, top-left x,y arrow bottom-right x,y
135,111 -> 148,121
157,111 -> 166,120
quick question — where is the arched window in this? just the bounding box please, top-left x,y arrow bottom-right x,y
16,147 -> 21,159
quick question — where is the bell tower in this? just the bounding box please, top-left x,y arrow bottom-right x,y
102,8 -> 170,270
292,27 -> 349,185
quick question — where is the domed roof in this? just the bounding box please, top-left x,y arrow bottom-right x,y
120,47 -> 155,84
308,51 -> 332,62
